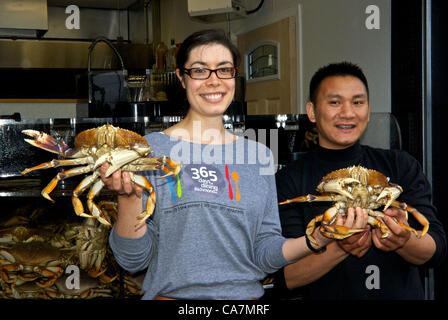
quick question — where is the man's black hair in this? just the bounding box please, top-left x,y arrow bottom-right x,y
309,62 -> 369,104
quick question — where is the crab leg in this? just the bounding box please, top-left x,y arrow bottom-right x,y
129,156 -> 182,178
320,225 -> 367,240
367,214 -> 390,238
21,157 -> 92,175
320,206 -> 366,240
1,270 -> 18,283
403,203 -> 429,237
121,156 -> 167,173
39,165 -> 95,202
88,266 -> 108,279
71,172 -> 110,224
279,194 -> 344,205
85,179 -> 113,226
36,276 -> 59,288
122,163 -> 164,172
378,202 -> 429,237
129,173 -> 157,227
305,214 -> 324,247
97,272 -> 119,284
306,206 -> 367,245
369,209 -> 420,237
161,157 -> 182,178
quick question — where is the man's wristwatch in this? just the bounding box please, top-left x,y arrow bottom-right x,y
305,234 -> 327,253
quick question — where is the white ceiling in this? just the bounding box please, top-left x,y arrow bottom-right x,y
47,0 -> 140,10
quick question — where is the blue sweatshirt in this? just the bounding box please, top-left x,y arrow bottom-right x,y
109,132 -> 289,299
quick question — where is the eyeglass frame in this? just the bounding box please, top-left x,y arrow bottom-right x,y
183,67 -> 238,80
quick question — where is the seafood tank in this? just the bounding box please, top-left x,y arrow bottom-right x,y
0,117 -> 163,299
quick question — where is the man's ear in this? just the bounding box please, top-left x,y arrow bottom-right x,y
176,69 -> 186,89
306,102 -> 316,123
367,102 -> 371,122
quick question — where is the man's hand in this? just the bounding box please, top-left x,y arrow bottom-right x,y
372,207 -> 411,252
336,207 -> 372,258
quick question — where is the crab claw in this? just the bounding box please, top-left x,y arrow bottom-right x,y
158,157 -> 182,179
376,186 -> 402,210
100,149 -> 148,177
22,129 -> 71,156
317,178 -> 360,199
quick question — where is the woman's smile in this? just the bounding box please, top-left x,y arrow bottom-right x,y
200,92 -> 226,102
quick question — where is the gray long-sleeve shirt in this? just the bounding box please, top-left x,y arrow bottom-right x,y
109,132 -> 289,299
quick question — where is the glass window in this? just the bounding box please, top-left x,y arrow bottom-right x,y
245,41 -> 280,82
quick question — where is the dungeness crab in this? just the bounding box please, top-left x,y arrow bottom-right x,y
279,166 -> 429,246
21,124 -> 181,226
0,241 -> 65,288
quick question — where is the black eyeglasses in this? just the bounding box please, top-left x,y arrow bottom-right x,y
184,67 -> 237,80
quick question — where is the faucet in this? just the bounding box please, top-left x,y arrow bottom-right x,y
87,36 -> 127,104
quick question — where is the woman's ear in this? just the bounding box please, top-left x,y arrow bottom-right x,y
176,69 -> 186,89
306,102 -> 316,123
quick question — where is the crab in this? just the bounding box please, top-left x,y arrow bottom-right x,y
279,166 -> 430,246
0,225 -> 72,249
122,272 -> 145,298
21,124 -> 182,227
64,216 -> 117,283
2,273 -> 115,299
1,282 -> 52,299
0,241 -> 65,288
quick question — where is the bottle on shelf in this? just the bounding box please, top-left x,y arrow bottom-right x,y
155,41 -> 168,71
166,38 -> 177,71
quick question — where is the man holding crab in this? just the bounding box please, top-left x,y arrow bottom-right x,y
274,62 -> 447,300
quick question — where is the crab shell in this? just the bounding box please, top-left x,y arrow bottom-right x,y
73,125 -> 149,151
319,166 -> 389,188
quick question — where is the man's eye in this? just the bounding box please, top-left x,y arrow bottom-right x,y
329,100 -> 340,105
353,100 -> 365,105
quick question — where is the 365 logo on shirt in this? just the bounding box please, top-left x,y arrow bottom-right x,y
182,164 -> 225,200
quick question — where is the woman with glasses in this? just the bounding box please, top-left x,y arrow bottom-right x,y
102,29 -> 331,300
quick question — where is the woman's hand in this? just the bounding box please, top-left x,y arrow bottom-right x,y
100,163 -> 147,236
100,163 -> 143,198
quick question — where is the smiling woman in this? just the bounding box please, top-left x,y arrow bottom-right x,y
101,29 -> 331,300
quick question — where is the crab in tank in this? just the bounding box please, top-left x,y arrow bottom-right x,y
0,241 -> 66,288
21,124 -> 181,227
279,165 -> 429,246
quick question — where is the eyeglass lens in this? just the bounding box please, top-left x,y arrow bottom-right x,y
186,68 -> 236,79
